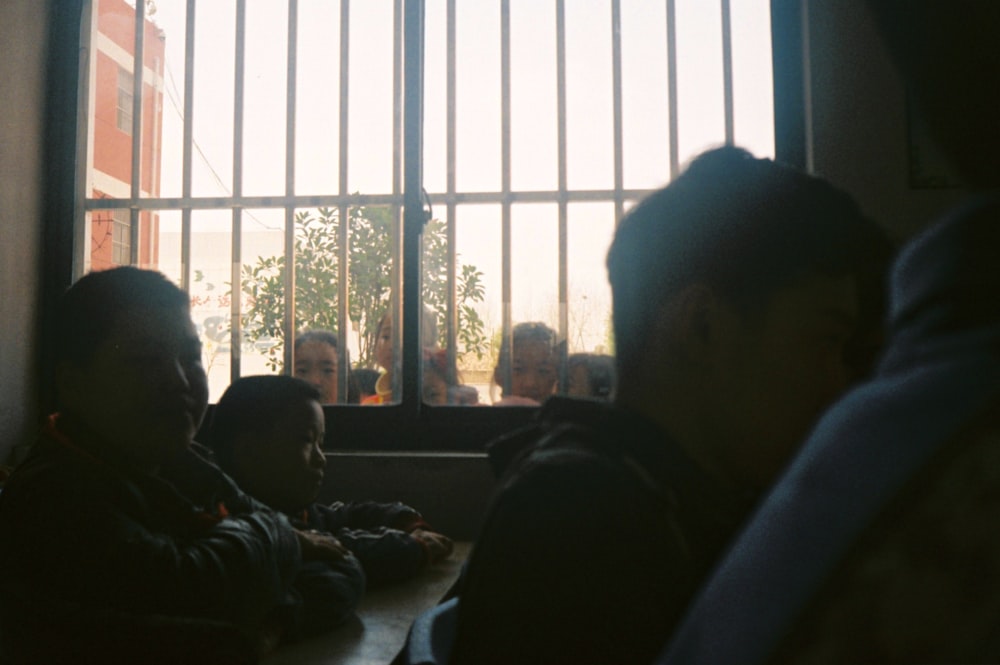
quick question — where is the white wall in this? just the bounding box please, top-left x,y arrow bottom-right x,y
0,1 -> 47,464
805,0 -> 965,242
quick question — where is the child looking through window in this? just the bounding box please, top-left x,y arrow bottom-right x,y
493,322 -> 562,405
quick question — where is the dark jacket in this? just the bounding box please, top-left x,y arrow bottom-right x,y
450,397 -> 749,665
295,500 -> 429,586
663,197 -> 1000,664
0,417 -> 364,660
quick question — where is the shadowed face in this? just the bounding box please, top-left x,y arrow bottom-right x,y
710,274 -> 859,490
58,305 -> 209,472
231,398 -> 327,513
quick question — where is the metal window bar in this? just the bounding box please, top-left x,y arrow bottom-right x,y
499,0 -> 512,397
283,0 -> 300,376
611,0 -> 625,225
230,0 -> 246,383
180,0 -> 196,292
338,0 -> 351,404
393,0 -> 406,405
666,0 -> 679,178
401,0 -> 426,413
721,0 -> 735,144
444,0 -> 458,391
556,0 -> 569,392
129,0 -> 146,266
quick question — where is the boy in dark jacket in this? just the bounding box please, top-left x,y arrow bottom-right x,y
210,375 -> 453,586
0,267 -> 363,663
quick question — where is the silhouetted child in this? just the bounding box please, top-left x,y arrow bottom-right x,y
211,375 -> 453,586
423,348 -> 478,405
493,321 -> 562,405
566,352 -> 615,400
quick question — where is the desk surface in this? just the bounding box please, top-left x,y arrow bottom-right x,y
263,542 -> 469,665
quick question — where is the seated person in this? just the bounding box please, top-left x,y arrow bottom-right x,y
663,3 -> 1000,663
423,348 -> 478,405
445,146 -> 889,665
210,375 -> 454,586
0,267 -> 363,662
566,352 -> 615,400
492,321 -> 562,405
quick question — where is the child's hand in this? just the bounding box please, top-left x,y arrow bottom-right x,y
295,529 -> 351,562
412,529 -> 454,563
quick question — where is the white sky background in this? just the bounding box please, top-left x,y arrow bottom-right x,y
139,0 -> 773,393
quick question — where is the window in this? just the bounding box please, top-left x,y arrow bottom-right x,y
72,0 -> 775,446
111,208 -> 131,264
116,67 -> 134,135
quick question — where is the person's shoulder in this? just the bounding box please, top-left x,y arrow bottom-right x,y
485,397 -> 617,477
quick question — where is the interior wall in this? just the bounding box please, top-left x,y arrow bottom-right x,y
805,0 -> 965,243
0,1 -> 48,465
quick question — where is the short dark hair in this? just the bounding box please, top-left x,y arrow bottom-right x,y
54,267 -> 191,368
295,330 -> 338,351
209,375 -> 321,471
607,146 -> 881,378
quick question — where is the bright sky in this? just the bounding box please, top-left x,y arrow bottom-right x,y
110,0 -> 773,395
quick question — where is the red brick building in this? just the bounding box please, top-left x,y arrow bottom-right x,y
89,0 -> 164,270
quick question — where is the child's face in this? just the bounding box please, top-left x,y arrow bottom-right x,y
504,340 -> 558,403
234,398 -> 326,513
374,318 -> 393,372
58,305 -> 208,471
294,340 -> 338,403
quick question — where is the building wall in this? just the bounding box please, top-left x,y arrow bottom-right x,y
0,0 -> 48,464
90,0 -> 165,271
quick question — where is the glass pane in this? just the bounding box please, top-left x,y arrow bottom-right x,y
423,0 -> 448,195
347,0 -> 395,195
152,0 -> 187,199
191,0 -> 236,197
621,0 -> 670,189
152,209 -> 183,280
242,1 -> 288,197
456,3 -> 501,192
508,204 -> 560,405
675,0 -> 726,165
565,0 -> 614,190
455,205 -> 501,405
235,208 -> 287,382
565,202 -> 615,400
732,0 -> 775,157
510,0 -> 557,192
88,0 -> 141,198
296,0 -> 342,195
185,209 -> 236,402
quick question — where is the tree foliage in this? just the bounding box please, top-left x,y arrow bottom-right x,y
240,206 -> 487,369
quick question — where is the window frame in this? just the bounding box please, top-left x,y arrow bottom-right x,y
42,0 -> 801,451
115,66 -> 134,135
